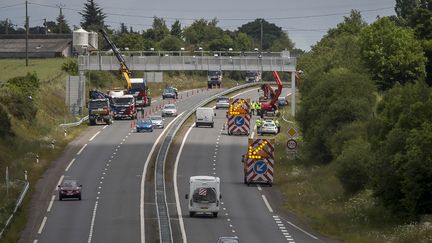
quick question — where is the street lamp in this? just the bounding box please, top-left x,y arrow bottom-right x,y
180,47 -> 185,56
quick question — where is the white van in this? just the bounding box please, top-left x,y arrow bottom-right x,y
195,107 -> 216,128
185,176 -> 221,217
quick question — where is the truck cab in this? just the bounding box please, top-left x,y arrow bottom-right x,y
112,94 -> 136,120
88,98 -> 113,125
185,176 -> 221,217
130,78 -> 151,108
207,70 -> 222,88
245,71 -> 261,83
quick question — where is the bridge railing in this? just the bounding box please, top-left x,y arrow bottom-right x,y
78,55 -> 296,72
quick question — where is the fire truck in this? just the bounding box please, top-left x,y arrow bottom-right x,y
100,29 -> 151,108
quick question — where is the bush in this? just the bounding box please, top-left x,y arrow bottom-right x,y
335,138 -> 372,195
0,105 -> 13,138
61,59 -> 78,75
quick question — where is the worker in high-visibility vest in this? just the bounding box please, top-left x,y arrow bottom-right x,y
251,101 -> 256,115
256,102 -> 262,117
274,118 -> 280,133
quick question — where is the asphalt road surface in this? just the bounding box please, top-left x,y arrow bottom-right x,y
32,88 -> 222,243
174,88 -> 327,243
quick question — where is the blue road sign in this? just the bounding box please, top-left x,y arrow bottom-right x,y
253,160 -> 268,175
234,116 -> 245,127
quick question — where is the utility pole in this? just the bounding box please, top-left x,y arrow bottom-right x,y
25,0 -> 29,66
260,19 -> 263,51
57,4 -> 65,34
5,18 -> 8,34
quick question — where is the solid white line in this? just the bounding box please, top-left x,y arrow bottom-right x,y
89,131 -> 100,142
47,195 -> 55,212
37,216 -> 47,234
55,175 -> 64,191
140,112 -> 184,243
262,195 -> 274,213
76,144 -> 88,155
102,125 -> 108,130
65,158 -> 76,172
174,124 -> 194,243
87,201 -> 98,243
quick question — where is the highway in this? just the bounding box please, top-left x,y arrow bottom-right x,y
174,88 -> 326,243
31,88 -> 222,243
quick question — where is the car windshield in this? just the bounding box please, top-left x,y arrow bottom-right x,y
113,97 -> 133,105
150,116 -> 162,121
164,105 -> 176,109
192,187 -> 217,203
208,71 -> 221,76
217,97 -> 229,102
62,180 -> 78,187
164,88 -> 175,93
246,71 -> 258,77
89,101 -> 107,109
140,119 -> 152,124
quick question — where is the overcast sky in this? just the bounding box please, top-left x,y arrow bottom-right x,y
0,0 -> 396,50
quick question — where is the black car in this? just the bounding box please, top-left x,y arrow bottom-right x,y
162,88 -> 177,99
58,179 -> 82,200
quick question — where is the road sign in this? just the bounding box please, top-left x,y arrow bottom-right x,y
253,160 -> 268,175
286,139 -> 297,150
287,126 -> 298,137
234,116 -> 245,127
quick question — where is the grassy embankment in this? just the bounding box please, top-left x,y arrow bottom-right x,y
0,58 -> 240,242
273,93 -> 432,243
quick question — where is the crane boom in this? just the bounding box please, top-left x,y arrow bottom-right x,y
260,71 -> 283,112
100,28 -> 132,90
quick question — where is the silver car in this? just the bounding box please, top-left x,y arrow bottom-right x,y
260,122 -> 278,135
216,97 -> 230,109
150,116 -> 164,128
217,236 -> 239,243
161,104 -> 177,117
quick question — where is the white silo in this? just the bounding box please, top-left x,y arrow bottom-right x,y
73,28 -> 89,54
88,31 -> 98,50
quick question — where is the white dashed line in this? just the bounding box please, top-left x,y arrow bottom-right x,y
47,195 -> 55,212
89,131 -> 100,142
65,158 -> 76,172
262,195 -> 274,213
33,240 -> 38,243
76,144 -> 88,155
102,125 -> 108,130
37,216 -> 47,234
257,185 -> 262,191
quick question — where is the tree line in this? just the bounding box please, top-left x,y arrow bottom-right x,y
297,0 -> 432,220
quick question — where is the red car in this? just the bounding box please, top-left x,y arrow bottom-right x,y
58,179 -> 82,201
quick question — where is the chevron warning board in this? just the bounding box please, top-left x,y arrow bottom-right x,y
244,138 -> 275,185
227,98 -> 251,135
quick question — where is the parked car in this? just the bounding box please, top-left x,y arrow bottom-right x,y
150,116 -> 164,129
278,96 -> 288,106
216,96 -> 230,109
162,88 -> 177,99
136,118 -> 154,132
260,122 -> 278,135
162,104 -> 178,117
58,179 -> 82,201
217,236 -> 240,243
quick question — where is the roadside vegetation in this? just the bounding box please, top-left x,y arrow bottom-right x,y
273,2 -> 432,242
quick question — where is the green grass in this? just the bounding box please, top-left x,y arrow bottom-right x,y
0,59 -> 65,83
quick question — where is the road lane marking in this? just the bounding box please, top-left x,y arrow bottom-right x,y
262,195 -> 274,213
87,201 -> 99,243
141,112 -> 184,243
37,216 -> 47,234
33,240 -> 38,243
89,131 -> 100,141
257,185 -> 262,191
47,195 -> 55,212
76,144 -> 88,155
55,175 -> 64,191
65,158 -> 76,172
102,125 -> 108,130
280,215 -> 319,240
173,124 -> 194,243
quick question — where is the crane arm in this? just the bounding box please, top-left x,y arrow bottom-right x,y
100,28 -> 132,90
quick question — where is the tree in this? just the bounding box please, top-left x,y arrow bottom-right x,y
55,8 -> 71,33
183,19 -> 224,46
151,17 -> 169,42
158,35 -> 183,51
80,0 -> 106,31
360,17 -> 426,91
368,82 -> 432,217
238,19 -> 294,50
114,32 -> 148,50
119,23 -> 128,34
232,32 -> 254,51
207,34 -> 234,51
171,20 -> 182,38
395,0 -> 420,22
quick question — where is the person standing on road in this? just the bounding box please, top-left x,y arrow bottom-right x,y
251,101 -> 256,115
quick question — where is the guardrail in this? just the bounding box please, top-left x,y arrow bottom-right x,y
59,115 -> 89,128
154,83 -> 259,243
0,180 -> 30,239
